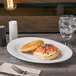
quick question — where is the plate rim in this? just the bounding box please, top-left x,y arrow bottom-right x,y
7,37 -> 73,64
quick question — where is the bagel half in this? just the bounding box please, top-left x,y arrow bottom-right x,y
20,40 -> 44,52
33,44 -> 59,60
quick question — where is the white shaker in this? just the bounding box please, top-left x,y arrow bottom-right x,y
9,20 -> 18,41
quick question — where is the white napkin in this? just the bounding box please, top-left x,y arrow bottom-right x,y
0,63 -> 41,76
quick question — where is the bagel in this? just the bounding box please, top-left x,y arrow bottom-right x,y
33,44 -> 59,60
20,40 -> 44,52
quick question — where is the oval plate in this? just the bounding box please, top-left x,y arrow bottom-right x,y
7,37 -> 73,64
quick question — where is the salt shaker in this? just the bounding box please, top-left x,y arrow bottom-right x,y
0,26 -> 6,47
9,20 -> 18,41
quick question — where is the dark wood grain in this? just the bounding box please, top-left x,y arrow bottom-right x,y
0,8 -> 56,16
0,16 -> 59,33
64,8 -> 76,15
57,4 -> 64,16
0,34 -> 76,76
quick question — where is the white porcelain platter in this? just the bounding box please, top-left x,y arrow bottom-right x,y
7,37 -> 73,64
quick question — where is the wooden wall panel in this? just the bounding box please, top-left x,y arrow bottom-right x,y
0,0 -> 76,3
0,16 -> 59,32
16,0 -> 76,3
0,8 -> 56,16
0,1 -> 76,33
64,8 -> 76,15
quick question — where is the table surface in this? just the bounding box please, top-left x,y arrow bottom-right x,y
0,34 -> 76,76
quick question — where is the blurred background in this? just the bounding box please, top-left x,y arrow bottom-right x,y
0,0 -> 76,33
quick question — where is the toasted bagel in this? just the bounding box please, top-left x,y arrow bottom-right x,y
20,40 -> 44,52
33,44 -> 59,60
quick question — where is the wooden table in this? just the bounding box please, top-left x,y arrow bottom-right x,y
0,34 -> 76,76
